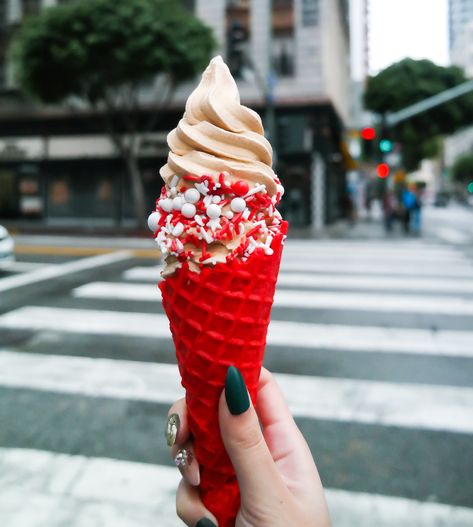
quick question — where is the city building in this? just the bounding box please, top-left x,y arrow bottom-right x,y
0,0 -> 352,229
449,0 -> 473,60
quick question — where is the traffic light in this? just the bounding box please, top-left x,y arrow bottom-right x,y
227,19 -> 247,78
379,138 -> 393,153
361,127 -> 376,141
376,163 -> 390,178
378,125 -> 393,154
361,127 -> 376,159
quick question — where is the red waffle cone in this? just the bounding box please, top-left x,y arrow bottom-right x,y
159,223 -> 287,527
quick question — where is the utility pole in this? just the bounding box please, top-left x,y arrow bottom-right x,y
265,0 -> 277,167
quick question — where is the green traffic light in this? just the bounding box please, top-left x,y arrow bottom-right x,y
468,182 -> 473,193
379,139 -> 393,153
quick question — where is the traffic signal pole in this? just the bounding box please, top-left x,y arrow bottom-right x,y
385,78 -> 473,127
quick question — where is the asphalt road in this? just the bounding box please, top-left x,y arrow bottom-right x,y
1,215 -> 473,527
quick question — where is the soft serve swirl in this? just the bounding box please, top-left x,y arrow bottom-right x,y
160,56 -> 278,195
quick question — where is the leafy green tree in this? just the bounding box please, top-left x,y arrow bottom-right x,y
13,0 -> 215,224
451,153 -> 473,183
364,59 -> 473,170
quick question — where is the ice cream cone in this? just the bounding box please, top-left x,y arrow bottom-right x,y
160,224 -> 287,527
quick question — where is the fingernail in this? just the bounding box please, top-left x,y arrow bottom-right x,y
225,366 -> 250,416
196,518 -> 217,527
165,413 -> 180,447
174,448 -> 200,486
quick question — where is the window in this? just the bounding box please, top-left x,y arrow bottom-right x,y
225,0 -> 250,79
272,0 -> 295,77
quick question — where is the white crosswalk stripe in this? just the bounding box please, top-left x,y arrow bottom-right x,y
1,448 -> 472,527
72,281 -> 473,315
123,266 -> 473,293
1,306 -> 473,358
1,350 -> 472,433
2,237 -> 473,526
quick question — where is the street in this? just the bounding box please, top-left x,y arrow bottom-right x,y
1,212 -> 473,527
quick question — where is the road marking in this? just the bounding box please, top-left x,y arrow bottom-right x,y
284,248 -> 468,263
1,350 -> 473,433
0,261 -> 55,273
435,227 -> 470,245
0,252 -> 131,293
2,306 -> 473,358
73,281 -> 473,316
123,266 -> 473,294
14,245 -> 160,259
274,290 -> 473,315
281,261 -> 473,278
2,448 -> 472,527
123,265 -> 163,281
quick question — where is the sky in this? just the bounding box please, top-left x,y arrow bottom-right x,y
369,0 -> 449,74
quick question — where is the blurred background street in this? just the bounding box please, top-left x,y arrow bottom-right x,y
1,0 -> 473,526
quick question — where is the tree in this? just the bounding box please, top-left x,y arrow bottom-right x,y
364,58 -> 473,170
13,0 -> 215,225
451,153 -> 473,184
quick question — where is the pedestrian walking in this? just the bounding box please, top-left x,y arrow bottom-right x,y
401,186 -> 417,235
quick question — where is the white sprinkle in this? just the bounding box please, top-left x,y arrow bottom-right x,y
147,212 -> 161,232
175,239 -> 184,253
264,247 -> 274,255
158,198 -> 173,212
203,195 -> 213,207
206,203 -> 221,219
214,182 -> 221,189
277,184 -> 285,196
212,195 -> 222,203
195,215 -> 204,226
231,197 -> 246,213
195,183 -> 208,195
181,203 -> 196,218
170,175 -> 179,188
225,179 -> 231,187
201,257 -> 217,265
200,227 -> 213,244
224,210 -> 234,219
172,223 -> 184,237
172,196 -> 183,210
239,223 -> 245,235
184,188 -> 200,204
170,187 -> 177,197
244,183 -> 266,198
208,218 -> 221,232
242,209 -> 250,220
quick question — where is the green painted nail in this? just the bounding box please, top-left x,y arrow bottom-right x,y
225,366 -> 250,415
196,518 -> 217,527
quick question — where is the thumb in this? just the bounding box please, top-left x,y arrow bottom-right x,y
218,366 -> 286,504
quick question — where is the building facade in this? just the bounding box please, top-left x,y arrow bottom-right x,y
449,0 -> 473,58
0,0 -> 351,229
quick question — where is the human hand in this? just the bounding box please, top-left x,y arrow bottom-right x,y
165,366 -> 331,527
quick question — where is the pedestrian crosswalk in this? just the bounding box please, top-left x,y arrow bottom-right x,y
0,238 -> 473,526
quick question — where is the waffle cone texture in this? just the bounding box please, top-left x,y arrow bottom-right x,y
159,223 -> 287,527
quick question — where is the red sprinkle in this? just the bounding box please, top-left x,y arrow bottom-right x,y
246,225 -> 261,238
183,174 -> 203,182
232,180 -> 249,196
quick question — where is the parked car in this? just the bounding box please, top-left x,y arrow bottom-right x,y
0,225 -> 15,268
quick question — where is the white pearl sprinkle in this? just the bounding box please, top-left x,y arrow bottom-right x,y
181,202 -> 196,218
224,210 -> 234,219
159,198 -> 173,212
230,197 -> 246,213
277,184 -> 285,196
212,195 -> 221,203
172,196 -> 183,210
206,203 -> 221,219
184,188 -> 200,204
147,211 -> 161,231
